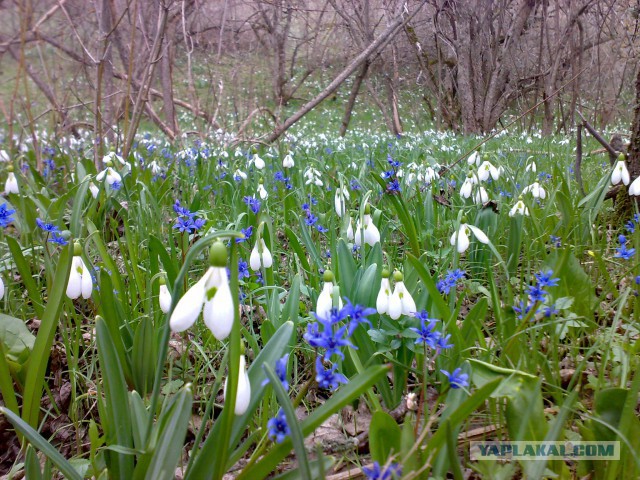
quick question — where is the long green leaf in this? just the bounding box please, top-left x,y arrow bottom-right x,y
6,237 -> 44,317
21,244 -> 72,428
0,407 -> 82,480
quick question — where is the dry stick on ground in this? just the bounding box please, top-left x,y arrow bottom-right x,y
257,0 -> 428,145
439,65 -> 590,177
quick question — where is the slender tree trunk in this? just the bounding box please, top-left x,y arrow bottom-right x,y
339,61 -> 369,136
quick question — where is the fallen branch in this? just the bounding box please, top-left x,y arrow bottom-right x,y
260,0 -> 428,144
576,110 -> 618,162
575,123 -> 585,195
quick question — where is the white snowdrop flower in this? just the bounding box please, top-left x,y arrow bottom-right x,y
170,241 -> 235,340
249,239 -> 273,271
522,182 -> 546,199
334,187 -> 350,217
5,171 -> 18,195
467,151 -> 480,166
282,153 -> 294,168
354,210 -> 380,247
234,169 -> 247,181
346,218 -> 354,241
158,278 -> 172,314
66,242 -> 93,300
450,223 -> 489,254
0,276 -> 5,300
376,270 -> 391,315
629,176 -> 640,196
103,151 -> 126,166
0,151 -> 9,162
392,271 -> 416,317
474,187 -> 489,205
460,178 -> 474,199
316,270 -> 342,320
478,161 -> 499,181
89,182 -> 100,199
224,355 -> 251,416
253,153 -> 265,170
525,161 -> 537,173
509,199 -> 529,217
611,160 -> 630,186
424,167 -> 439,185
96,166 -> 122,186
148,160 -> 162,175
257,183 -> 268,200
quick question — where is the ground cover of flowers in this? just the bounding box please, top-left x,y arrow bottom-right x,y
0,126 -> 639,479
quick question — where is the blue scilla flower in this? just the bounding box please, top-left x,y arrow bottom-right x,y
626,221 -> 636,233
235,226 -> 253,243
614,246 -> 635,260
48,232 -> 68,246
341,298 -> 375,335
534,270 -> 559,288
36,218 -> 59,233
173,200 -> 195,218
315,357 -> 348,391
0,203 -> 16,228
304,322 -> 354,360
238,259 -> 250,279
513,300 -> 533,320
441,367 -> 469,389
527,284 -> 548,303
267,409 -> 290,444
386,179 -> 401,193
243,196 -> 261,214
362,461 -> 402,480
316,224 -> 328,233
410,314 -> 440,346
110,181 -> 122,191
262,354 -> 289,391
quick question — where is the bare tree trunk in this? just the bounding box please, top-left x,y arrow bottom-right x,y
160,22 -> 178,135
627,67 -> 640,183
95,0 -> 117,166
339,61 -> 369,136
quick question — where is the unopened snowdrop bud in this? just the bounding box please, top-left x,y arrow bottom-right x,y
509,199 -> 529,217
316,270 -> 342,320
460,173 -> 475,198
5,166 -> 18,195
66,242 -> 93,300
467,151 -> 480,166
282,153 -> 294,168
253,153 -> 265,170
89,182 -> 100,199
611,159 -> 630,186
376,269 -> 391,314
224,354 -> 251,415
257,182 -> 268,200
158,276 -> 172,314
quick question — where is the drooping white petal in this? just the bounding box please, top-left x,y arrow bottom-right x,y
354,222 -> 363,247
388,287 -> 402,320
224,355 -> 252,416
363,214 -> 380,245
260,239 -> 273,268
282,154 -> 294,168
249,243 -> 261,271
159,284 -> 172,313
316,281 -> 334,320
257,183 -> 268,200
66,257 -> 83,299
89,182 -> 100,199
509,200 -> 529,217
460,179 -> 473,198
5,173 -> 18,194
630,176 -> 640,196
467,224 -> 490,244
376,278 -> 390,314
80,258 -> 93,299
253,154 -> 265,170
467,151 -> 480,166
396,281 -> 416,316
0,276 -> 4,300
169,270 -> 210,332
613,160 -> 631,186
450,226 -> 470,253
346,218 -> 354,240
96,169 -> 106,182
474,187 -> 488,204
203,268 -> 235,340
